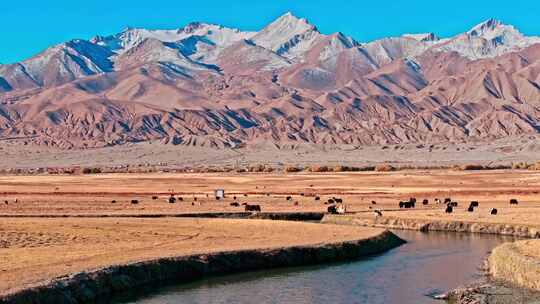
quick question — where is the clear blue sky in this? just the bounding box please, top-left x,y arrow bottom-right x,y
2,0 -> 539,64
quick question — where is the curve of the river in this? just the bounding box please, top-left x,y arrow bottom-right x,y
118,230 -> 514,304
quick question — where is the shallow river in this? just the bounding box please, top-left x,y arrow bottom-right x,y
122,231 -> 514,304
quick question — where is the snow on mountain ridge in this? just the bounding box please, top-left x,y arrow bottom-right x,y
93,23 -> 255,55
435,19 -> 540,59
251,12 -> 323,61
3,14 -> 540,94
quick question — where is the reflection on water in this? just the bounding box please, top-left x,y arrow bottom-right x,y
122,231 -> 514,304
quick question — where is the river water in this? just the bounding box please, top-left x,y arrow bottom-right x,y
123,231 -> 514,304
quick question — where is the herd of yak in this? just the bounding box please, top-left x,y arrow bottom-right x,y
397,197 -> 520,216
1,193 -> 521,216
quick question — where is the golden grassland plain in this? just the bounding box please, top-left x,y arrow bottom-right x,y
0,217 -> 384,296
1,170 -> 540,297
0,170 -> 539,221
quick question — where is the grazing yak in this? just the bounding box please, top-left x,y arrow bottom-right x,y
245,204 -> 262,212
152,196 -> 158,200
315,196 -> 321,201
230,202 -> 240,207
111,200 -> 117,204
327,199 -> 335,205
168,196 -> 177,204
286,196 -> 292,201
374,210 -> 383,217
398,198 -> 416,209
444,198 -> 452,204
371,201 -> 377,205
510,199 -> 519,205
131,200 -> 139,205
399,201 -> 415,209
491,208 -> 498,215
334,198 -> 343,204
468,201 -> 479,212
327,204 -> 346,215
422,199 -> 429,205
445,205 -> 453,213
435,198 -> 441,204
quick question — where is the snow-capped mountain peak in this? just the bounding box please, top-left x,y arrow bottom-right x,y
250,12 -> 321,60
432,18 -> 540,60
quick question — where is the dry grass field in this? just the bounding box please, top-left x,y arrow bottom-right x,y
0,170 -> 539,221
515,240 -> 540,258
1,170 -> 540,297
0,217 -> 382,296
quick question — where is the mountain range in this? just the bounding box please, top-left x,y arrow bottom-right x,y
1,13 -> 540,149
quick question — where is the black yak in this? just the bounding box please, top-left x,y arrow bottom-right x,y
491,208 -> 498,215
510,199 -> 519,205
245,204 -> 261,212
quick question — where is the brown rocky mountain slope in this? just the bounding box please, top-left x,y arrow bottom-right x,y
1,14 -> 540,149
